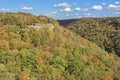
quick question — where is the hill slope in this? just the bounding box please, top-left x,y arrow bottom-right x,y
0,13 -> 120,80
58,17 -> 120,56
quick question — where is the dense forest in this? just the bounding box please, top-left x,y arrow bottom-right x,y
58,18 -> 120,56
0,12 -> 120,80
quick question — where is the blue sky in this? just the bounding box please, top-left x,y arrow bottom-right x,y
0,0 -> 120,19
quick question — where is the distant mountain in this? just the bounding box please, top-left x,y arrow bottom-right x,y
58,17 -> 120,56
0,12 -> 120,80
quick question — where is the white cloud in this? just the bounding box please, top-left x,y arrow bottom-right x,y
51,11 -> 57,14
115,1 -> 120,5
1,8 -> 10,11
81,8 -> 89,11
51,12 -> 56,14
112,11 -> 120,15
54,2 -> 71,8
63,7 -> 72,12
75,7 -> 81,11
108,4 -> 120,10
92,5 -> 103,10
102,2 -> 106,5
75,13 -> 79,16
20,6 -> 33,10
84,13 -> 92,17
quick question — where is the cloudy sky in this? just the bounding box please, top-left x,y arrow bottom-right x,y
0,0 -> 120,19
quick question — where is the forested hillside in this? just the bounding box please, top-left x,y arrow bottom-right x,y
0,12 -> 120,80
58,18 -> 120,56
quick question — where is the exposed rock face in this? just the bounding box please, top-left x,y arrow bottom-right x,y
29,23 -> 55,31
37,16 -> 47,20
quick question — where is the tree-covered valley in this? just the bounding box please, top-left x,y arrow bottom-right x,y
58,18 -> 120,56
0,12 -> 120,80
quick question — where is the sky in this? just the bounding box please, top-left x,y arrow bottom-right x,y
0,0 -> 120,19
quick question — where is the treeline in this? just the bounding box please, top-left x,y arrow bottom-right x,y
58,17 -> 120,56
0,12 -> 57,28
0,12 -> 120,80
